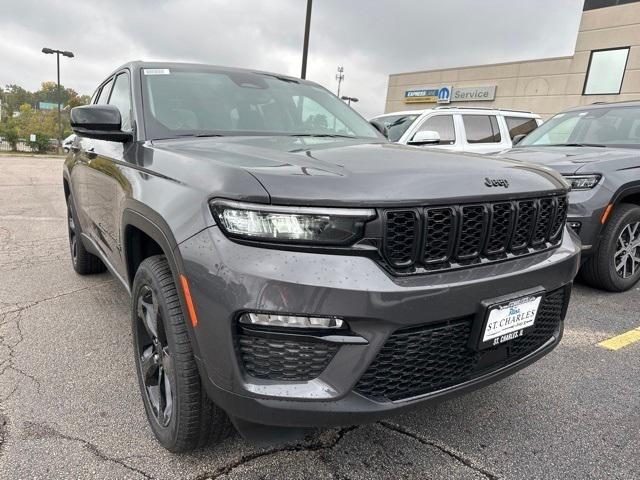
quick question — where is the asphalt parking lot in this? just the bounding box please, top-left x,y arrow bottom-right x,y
0,155 -> 639,480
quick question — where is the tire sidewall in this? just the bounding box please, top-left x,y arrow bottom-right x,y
131,261 -> 181,449
601,205 -> 640,291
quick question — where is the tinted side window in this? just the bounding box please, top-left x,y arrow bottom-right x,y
96,78 -> 114,105
415,115 -> 455,144
108,73 -> 132,131
505,117 -> 538,140
463,115 -> 501,143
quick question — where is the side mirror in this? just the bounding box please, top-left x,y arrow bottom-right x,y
369,120 -> 389,139
511,133 -> 526,145
408,130 -> 440,145
70,105 -> 132,142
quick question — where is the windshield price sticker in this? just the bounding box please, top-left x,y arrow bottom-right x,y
481,295 -> 542,349
143,69 -> 170,75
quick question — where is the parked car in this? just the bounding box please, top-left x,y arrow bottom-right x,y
64,61 -> 579,451
497,101 -> 640,292
370,107 -> 541,154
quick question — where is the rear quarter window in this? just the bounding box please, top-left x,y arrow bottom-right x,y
505,117 -> 538,140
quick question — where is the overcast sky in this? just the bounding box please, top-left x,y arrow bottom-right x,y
1,0 -> 583,118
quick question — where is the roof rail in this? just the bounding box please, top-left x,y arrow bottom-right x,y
433,106 -> 534,114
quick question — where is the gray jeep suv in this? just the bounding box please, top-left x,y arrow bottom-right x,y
498,101 -> 640,292
64,62 -> 580,451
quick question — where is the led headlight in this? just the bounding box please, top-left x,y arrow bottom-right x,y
562,174 -> 601,190
239,312 -> 344,329
210,200 -> 375,244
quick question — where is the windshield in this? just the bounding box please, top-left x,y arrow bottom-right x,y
519,106 -> 640,148
141,67 -> 381,140
371,114 -> 419,142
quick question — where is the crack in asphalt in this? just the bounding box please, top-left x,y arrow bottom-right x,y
0,310 -> 42,398
22,421 -> 156,479
194,426 -> 358,480
378,421 -> 500,480
0,280 -> 115,317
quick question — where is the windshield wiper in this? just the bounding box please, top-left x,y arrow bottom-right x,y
174,133 -> 225,138
287,133 -> 357,139
547,143 -> 607,148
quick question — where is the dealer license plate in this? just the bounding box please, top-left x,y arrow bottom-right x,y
480,294 -> 542,349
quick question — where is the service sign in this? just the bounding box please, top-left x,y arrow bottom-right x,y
451,86 -> 496,102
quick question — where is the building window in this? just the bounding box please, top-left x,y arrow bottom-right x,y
583,47 -> 630,95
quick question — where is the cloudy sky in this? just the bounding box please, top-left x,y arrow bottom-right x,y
1,0 -> 583,117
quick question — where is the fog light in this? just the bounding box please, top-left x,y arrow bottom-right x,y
568,221 -> 581,233
239,313 -> 344,329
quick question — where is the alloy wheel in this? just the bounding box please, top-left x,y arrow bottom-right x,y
614,221 -> 640,279
136,285 -> 174,427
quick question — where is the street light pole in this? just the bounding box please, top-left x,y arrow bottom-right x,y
42,47 -> 74,153
341,95 -> 359,107
300,0 -> 313,79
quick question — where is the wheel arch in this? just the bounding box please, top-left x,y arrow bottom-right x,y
121,205 -> 185,289
611,181 -> 640,207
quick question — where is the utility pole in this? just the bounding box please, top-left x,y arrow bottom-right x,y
336,66 -> 344,97
42,47 -> 74,153
300,0 -> 313,79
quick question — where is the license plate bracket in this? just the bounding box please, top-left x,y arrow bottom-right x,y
470,288 -> 545,351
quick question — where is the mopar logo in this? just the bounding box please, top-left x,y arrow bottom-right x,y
484,177 -> 509,188
437,86 -> 451,104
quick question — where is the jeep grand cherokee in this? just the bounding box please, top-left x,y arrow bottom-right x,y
498,101 -> 640,292
64,62 -> 580,451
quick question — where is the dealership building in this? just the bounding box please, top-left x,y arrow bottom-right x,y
385,0 -> 640,118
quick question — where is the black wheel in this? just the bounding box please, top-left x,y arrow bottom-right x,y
581,203 -> 640,292
66,196 -> 106,275
131,255 -> 231,452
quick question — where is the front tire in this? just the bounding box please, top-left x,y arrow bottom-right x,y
131,255 -> 231,452
581,203 -> 640,292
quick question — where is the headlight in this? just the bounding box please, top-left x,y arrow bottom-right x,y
562,174 -> 601,190
210,199 -> 375,245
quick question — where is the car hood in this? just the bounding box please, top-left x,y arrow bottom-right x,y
152,136 -> 567,206
496,146 -> 639,175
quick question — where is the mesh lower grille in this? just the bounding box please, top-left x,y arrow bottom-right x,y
238,334 -> 338,381
355,287 -> 568,402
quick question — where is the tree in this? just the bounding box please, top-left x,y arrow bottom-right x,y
1,84 -> 35,119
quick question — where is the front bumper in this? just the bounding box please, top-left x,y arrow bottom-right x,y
178,226 -> 580,427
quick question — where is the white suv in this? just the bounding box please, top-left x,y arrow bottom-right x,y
370,107 -> 542,154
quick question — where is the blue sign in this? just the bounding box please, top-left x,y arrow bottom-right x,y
437,86 -> 451,104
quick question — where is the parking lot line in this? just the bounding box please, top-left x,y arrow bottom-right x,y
598,327 -> 640,351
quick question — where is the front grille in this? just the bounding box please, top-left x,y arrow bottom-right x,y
354,287 -> 568,402
237,334 -> 338,381
382,194 -> 568,274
